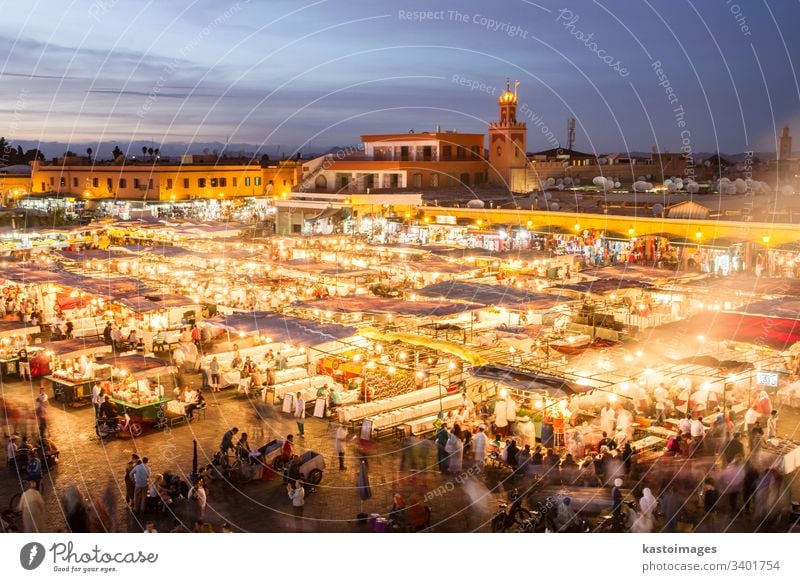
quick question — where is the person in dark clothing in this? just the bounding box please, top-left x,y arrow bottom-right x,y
660,484 -> 683,533
722,432 -> 745,465
622,442 -> 634,475
612,477 -> 624,517
749,422 -> 764,452
103,322 -> 113,344
435,426 -> 449,473
701,478 -> 720,532
530,446 -> 543,465
597,432 -> 617,451
505,440 -> 519,469
742,462 -> 760,513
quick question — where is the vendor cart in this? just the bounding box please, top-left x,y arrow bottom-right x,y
0,356 -> 19,379
111,396 -> 172,436
48,375 -> 95,405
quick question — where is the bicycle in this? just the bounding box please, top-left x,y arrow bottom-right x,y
2,492 -> 22,532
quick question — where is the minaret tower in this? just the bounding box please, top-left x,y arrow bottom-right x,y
488,79 -> 528,190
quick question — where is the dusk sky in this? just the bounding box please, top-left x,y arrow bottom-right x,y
1,0 -> 798,157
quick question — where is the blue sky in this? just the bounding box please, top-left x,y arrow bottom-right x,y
0,0 -> 798,156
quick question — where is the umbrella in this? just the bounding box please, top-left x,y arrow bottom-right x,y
357,459 -> 372,501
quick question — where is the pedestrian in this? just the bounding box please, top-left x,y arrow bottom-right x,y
748,421 -> 764,452
631,488 -> 658,533
294,392 -> 305,437
767,410 -> 778,439
334,423 -> 347,470
219,427 -> 239,459
699,478 -> 719,532
472,425 -> 487,468
91,382 -> 104,417
131,457 -> 151,513
17,480 -> 45,532
195,478 -> 207,518
143,520 -> 157,533
611,477 -> 623,517
26,450 -> 43,494
18,348 -> 31,382
660,484 -> 683,533
124,454 -> 140,508
287,481 -> 305,530
435,424 -> 449,473
446,424 -> 464,473
35,387 -> 49,440
209,357 -> 220,392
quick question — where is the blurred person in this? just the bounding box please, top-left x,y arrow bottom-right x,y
446,424 -> 464,473
631,488 -> 658,533
294,392 -> 305,437
472,425 -> 487,468
17,480 -> 45,532
660,485 -> 683,533
767,410 -> 778,439
335,423 -> 347,470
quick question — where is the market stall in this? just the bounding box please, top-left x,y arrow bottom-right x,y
100,355 -> 177,435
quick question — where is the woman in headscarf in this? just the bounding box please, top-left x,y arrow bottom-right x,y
631,487 -> 658,532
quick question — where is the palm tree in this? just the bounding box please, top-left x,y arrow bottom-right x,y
86,147 -> 93,160
148,147 -> 154,161
154,148 -> 160,159
141,146 -> 148,158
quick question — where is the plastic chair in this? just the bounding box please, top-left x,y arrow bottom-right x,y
237,377 -> 252,397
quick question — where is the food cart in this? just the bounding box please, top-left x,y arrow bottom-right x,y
42,338 -> 113,404
101,355 -> 177,436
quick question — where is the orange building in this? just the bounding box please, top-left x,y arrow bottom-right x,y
301,131 -> 488,193
29,159 -> 301,201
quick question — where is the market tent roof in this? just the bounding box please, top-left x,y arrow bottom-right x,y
675,276 -> 800,297
665,200 -> 711,219
304,207 -> 342,222
278,259 -> 376,277
739,298 -> 800,320
116,294 -> 197,313
653,312 -> 800,351
469,364 -> 590,397
357,326 -> 487,365
551,279 -> 652,295
416,281 -> 571,310
68,275 -> 154,301
0,266 -> 82,285
34,338 -> 111,358
206,311 -> 356,346
0,321 -> 39,338
54,249 -> 125,262
299,297 -> 483,317
405,259 -> 480,275
581,265 -> 691,284
100,355 -> 176,378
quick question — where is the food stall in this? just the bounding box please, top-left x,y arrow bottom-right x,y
102,355 -> 176,435
42,338 -> 113,404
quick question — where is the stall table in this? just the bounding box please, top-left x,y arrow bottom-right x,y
48,375 -> 94,405
0,357 -> 19,378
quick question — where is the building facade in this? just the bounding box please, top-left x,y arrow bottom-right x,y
29,159 -> 302,201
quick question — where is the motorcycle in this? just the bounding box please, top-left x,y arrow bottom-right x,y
593,500 -> 637,533
95,415 -> 133,439
491,489 -> 532,532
